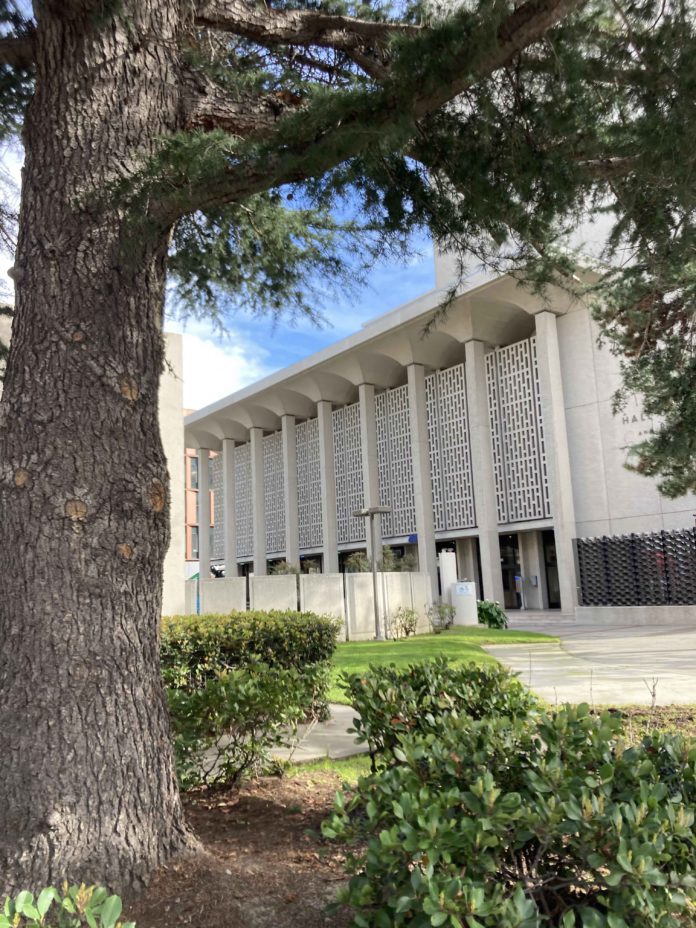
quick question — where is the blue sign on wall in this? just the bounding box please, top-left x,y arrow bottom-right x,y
408,534 -> 418,544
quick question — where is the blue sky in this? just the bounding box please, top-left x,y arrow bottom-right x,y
167,238 -> 437,410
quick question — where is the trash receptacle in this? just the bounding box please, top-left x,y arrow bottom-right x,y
451,581 -> 478,626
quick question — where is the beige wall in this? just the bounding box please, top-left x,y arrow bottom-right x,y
558,304 -> 696,538
160,332 -> 186,615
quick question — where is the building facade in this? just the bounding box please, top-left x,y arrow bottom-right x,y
184,267 -> 696,617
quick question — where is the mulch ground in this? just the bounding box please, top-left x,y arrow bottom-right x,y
125,770 -> 355,928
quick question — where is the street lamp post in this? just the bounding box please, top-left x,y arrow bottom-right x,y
353,505 -> 392,640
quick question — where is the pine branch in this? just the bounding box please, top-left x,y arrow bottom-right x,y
158,0 -> 586,221
194,0 -> 421,52
181,68 -> 304,136
0,35 -> 34,69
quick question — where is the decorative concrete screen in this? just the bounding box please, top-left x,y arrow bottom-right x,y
210,454 -> 224,560
344,571 -> 433,641
575,528 -> 696,607
485,336 -> 551,524
263,431 -> 285,555
200,578 -> 247,613
249,574 -> 298,611
299,573 -> 346,639
234,442 -> 253,558
375,384 -> 416,538
296,417 -> 323,549
333,402 -> 366,545
425,363 -> 476,532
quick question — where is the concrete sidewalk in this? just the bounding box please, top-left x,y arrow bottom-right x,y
272,703 -> 368,763
487,617 -> 696,706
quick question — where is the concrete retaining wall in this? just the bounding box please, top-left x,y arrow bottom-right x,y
249,575 -> 298,611
299,574 -> 347,639
200,578 -> 247,614
575,605 -> 696,626
345,571 -> 434,640
184,578 -> 198,617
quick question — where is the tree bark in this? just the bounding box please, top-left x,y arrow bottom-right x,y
0,1 -> 192,893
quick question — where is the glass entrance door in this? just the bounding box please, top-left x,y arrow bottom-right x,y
499,534 -> 521,609
542,529 -> 561,609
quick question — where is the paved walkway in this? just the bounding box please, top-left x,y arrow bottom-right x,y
272,704 -> 367,763
487,616 -> 696,706
272,618 -> 696,765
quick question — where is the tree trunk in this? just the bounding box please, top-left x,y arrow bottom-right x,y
0,1 -> 192,893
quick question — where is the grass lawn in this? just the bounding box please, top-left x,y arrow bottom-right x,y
328,626 -> 557,704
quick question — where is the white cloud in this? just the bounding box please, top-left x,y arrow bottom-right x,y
172,324 -> 272,411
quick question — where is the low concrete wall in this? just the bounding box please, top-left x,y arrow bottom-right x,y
250,574 -> 298,611
345,571 -> 434,640
575,605 -> 696,626
299,574 -> 347,639
409,572 -> 435,632
345,573 -> 378,641
200,578 -> 247,614
184,577 -> 198,616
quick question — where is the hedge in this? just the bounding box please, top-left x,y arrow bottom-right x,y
160,609 -> 340,691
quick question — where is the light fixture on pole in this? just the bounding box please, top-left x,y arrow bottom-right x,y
352,505 -> 391,640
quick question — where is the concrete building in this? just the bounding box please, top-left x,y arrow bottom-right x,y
184,262 -> 696,619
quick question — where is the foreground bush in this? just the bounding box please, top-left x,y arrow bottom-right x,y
1,885 -> 131,928
168,663 -> 311,790
344,659 -> 537,765
324,704 -> 696,928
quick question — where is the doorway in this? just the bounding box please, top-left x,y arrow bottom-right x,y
542,530 -> 561,609
499,534 -> 521,609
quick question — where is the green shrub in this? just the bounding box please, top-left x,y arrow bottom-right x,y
343,658 -> 537,765
477,598 -> 508,629
160,609 -> 339,691
324,704 -> 696,928
427,603 -> 455,633
389,606 -> 419,639
0,885 -> 132,928
168,662 -> 312,790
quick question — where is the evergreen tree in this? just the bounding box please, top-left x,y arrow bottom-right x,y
0,0 -> 693,893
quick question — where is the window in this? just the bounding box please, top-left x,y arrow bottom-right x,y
191,526 -> 199,560
190,456 -> 199,490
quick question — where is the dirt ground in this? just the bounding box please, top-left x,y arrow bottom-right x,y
125,770 -> 355,928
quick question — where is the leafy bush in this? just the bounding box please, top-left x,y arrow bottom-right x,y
389,606 -> 419,639
162,610 -> 339,789
1,885 -> 132,928
324,704 -> 696,928
344,552 -> 371,573
160,610 -> 339,691
343,658 -> 537,765
427,603 -> 455,633
168,662 -> 312,790
477,598 -> 508,629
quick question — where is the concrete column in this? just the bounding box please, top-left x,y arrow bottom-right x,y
317,400 -> 339,573
222,438 -> 239,577
535,310 -> 578,612
250,427 -> 267,575
358,382 -> 381,561
407,363 -> 438,598
464,340 -> 505,604
518,531 -> 548,610
197,448 -> 211,581
282,415 -> 300,568
456,537 -> 478,589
